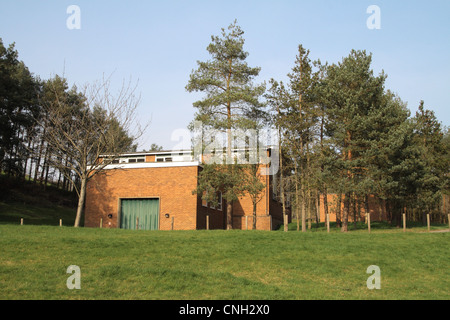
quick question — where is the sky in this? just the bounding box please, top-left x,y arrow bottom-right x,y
1,0 -> 449,151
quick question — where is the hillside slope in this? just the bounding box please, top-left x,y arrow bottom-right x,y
0,176 -> 77,226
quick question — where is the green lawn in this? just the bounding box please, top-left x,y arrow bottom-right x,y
0,224 -> 448,300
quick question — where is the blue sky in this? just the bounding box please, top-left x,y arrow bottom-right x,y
1,0 -> 449,150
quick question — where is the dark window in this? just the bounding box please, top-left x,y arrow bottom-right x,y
128,158 -> 137,163
137,158 -> 145,163
165,157 -> 172,162
112,159 -> 119,164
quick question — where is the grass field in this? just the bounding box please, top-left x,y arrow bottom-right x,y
0,224 -> 449,300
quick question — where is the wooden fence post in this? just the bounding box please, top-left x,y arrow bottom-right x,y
403,213 -> 406,232
60,219 -> 62,227
100,218 -> 103,228
367,212 -> 371,233
427,214 -> 430,232
206,215 -> 209,230
20,218 -> 23,225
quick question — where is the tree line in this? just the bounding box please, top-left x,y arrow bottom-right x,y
186,21 -> 449,231
2,21 -> 448,231
0,38 -> 142,226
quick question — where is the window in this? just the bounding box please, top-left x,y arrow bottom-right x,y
114,157 -> 146,163
202,192 -> 208,207
156,155 -> 173,162
209,191 -> 222,211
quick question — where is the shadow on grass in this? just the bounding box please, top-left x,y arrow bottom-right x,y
0,174 -> 78,227
0,201 -> 77,226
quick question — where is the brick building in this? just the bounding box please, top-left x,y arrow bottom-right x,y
84,150 -> 288,230
318,194 -> 388,222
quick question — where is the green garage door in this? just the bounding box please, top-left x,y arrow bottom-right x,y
120,199 -> 159,230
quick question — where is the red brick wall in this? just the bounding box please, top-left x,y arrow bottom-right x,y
85,166 -> 200,230
197,205 -> 225,230
231,170 -> 289,231
85,163 -> 289,231
319,194 -> 388,222
232,215 -> 272,230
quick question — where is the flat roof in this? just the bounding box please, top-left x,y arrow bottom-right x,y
101,161 -> 201,170
100,149 -> 193,157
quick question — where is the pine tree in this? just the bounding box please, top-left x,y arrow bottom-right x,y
186,20 -> 266,229
412,101 -> 448,222
286,45 -> 318,232
0,39 -> 40,177
362,91 -> 416,225
267,45 -> 320,232
322,50 -> 386,232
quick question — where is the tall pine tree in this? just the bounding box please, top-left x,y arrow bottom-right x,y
186,20 -> 266,229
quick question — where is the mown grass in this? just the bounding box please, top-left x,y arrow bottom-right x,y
0,224 -> 448,300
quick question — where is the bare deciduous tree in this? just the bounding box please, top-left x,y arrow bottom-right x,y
39,75 -> 146,227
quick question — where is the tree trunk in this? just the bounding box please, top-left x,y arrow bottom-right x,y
295,164 -> 300,231
34,136 -> 44,183
323,188 -> 329,227
74,176 -> 87,227
277,119 -> 287,232
40,143 -> 49,186
226,201 -> 233,230
365,195 -> 370,223
252,202 -> 257,230
315,190 -> 320,227
341,193 -> 350,232
336,193 -> 342,228
301,189 -> 306,232
307,190 -> 312,230
342,130 -> 352,232
280,152 -> 287,232
22,132 -> 33,181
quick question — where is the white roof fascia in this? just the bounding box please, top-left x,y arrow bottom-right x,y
99,161 -> 200,170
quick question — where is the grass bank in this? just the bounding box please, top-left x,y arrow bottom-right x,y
0,175 -> 77,226
0,225 -> 448,300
